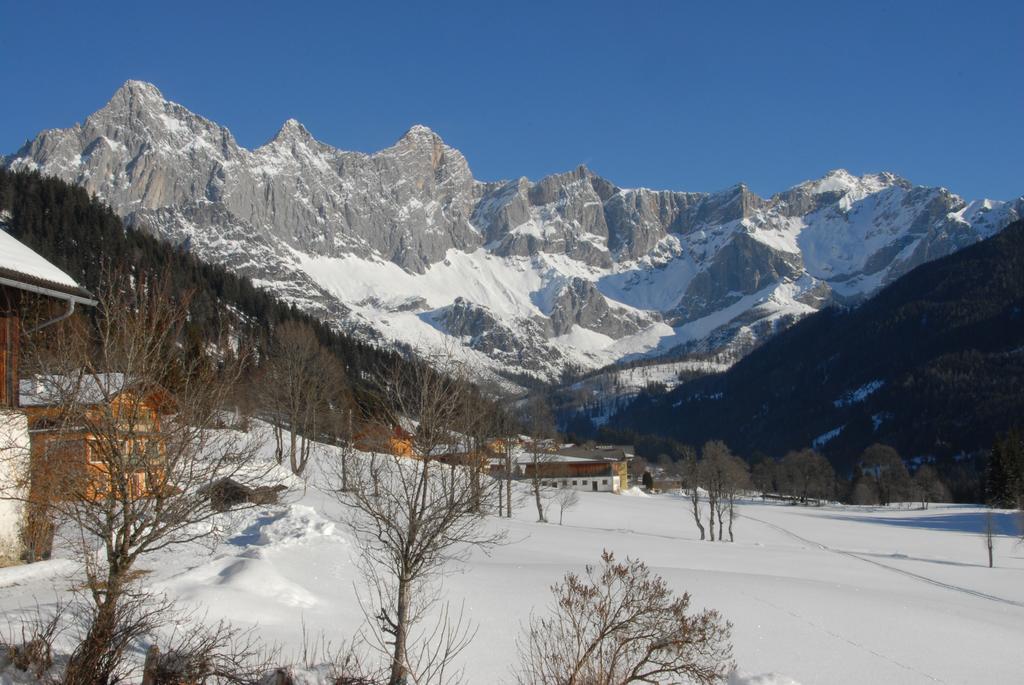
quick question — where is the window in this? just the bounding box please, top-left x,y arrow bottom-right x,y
602,479 -> 608,485
572,480 -> 577,486
85,439 -> 103,465
131,472 -> 147,498
144,438 -> 161,462
126,439 -> 145,468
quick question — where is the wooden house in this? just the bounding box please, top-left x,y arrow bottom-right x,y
20,375 -> 171,559
21,376 -> 171,494
429,437 -> 496,473
1,229 -> 96,409
514,444 -> 633,493
0,230 -> 95,562
354,422 -> 416,458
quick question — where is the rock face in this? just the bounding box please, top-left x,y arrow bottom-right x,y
435,298 -> 555,370
547,278 -> 642,338
6,82 -> 1023,383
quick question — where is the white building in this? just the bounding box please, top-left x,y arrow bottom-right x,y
497,443 -> 633,494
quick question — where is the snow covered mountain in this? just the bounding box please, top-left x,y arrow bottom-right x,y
6,81 -> 1022,383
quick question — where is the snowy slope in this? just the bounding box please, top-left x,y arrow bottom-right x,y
2,429 -> 1022,684
0,218 -> 83,291
566,357 -> 735,427
6,82 -> 1023,383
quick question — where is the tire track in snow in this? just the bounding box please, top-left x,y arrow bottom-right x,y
739,590 -> 947,684
744,514 -> 1024,609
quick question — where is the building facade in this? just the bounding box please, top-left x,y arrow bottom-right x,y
0,230 -> 95,562
510,444 -> 633,494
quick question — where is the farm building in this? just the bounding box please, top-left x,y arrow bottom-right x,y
0,229 -> 95,562
19,375 -> 172,560
497,443 -> 633,493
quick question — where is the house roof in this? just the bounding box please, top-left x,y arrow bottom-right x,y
20,373 -> 130,407
554,445 -> 634,461
0,229 -> 96,303
496,444 -> 632,468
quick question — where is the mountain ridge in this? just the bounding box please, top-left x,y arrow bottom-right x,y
6,80 -> 1022,384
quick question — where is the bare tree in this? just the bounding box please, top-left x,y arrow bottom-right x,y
260,320 -> 347,476
700,442 -> 748,542
525,396 -> 556,523
984,507 -> 995,568
330,354 -> 504,685
0,599 -> 65,680
336,407 -> 356,493
139,615 -> 274,685
912,465 -> 947,509
555,485 -> 579,525
779,449 -> 834,505
24,270 -> 266,684
699,441 -> 733,542
456,389 -> 504,515
860,444 -> 911,506
493,411 -> 519,519
722,457 -> 751,543
851,477 -> 879,505
679,451 -> 705,541
750,455 -> 776,500
655,454 -> 682,491
514,550 -> 733,684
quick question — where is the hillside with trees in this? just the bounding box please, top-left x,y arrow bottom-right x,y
0,168 -> 427,405
604,221 -> 1024,487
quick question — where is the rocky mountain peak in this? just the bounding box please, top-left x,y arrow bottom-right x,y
386,123 -> 470,174
97,80 -> 174,124
271,118 -> 315,144
797,169 -> 907,198
87,79 -> 226,148
397,124 -> 443,146
113,79 -> 166,103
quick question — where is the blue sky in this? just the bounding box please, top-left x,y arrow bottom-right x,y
1,0 -> 1021,199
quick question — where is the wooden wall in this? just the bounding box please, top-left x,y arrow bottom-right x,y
0,286 -> 19,408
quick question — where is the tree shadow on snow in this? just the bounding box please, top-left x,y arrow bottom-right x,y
228,510 -> 288,547
820,510 -> 1022,537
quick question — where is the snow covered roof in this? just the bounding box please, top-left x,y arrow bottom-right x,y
556,445 -> 634,460
0,228 -> 95,302
20,373 -> 130,407
498,444 -> 632,467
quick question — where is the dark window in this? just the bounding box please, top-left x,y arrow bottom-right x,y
85,439 -> 103,464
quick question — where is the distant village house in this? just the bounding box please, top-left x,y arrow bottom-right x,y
497,443 -> 633,493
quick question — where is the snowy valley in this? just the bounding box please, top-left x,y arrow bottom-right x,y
1,429 -> 1021,685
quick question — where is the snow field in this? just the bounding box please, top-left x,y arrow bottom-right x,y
1,436 -> 1022,684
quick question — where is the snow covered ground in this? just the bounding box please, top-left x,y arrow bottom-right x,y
1,436 -> 1022,684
